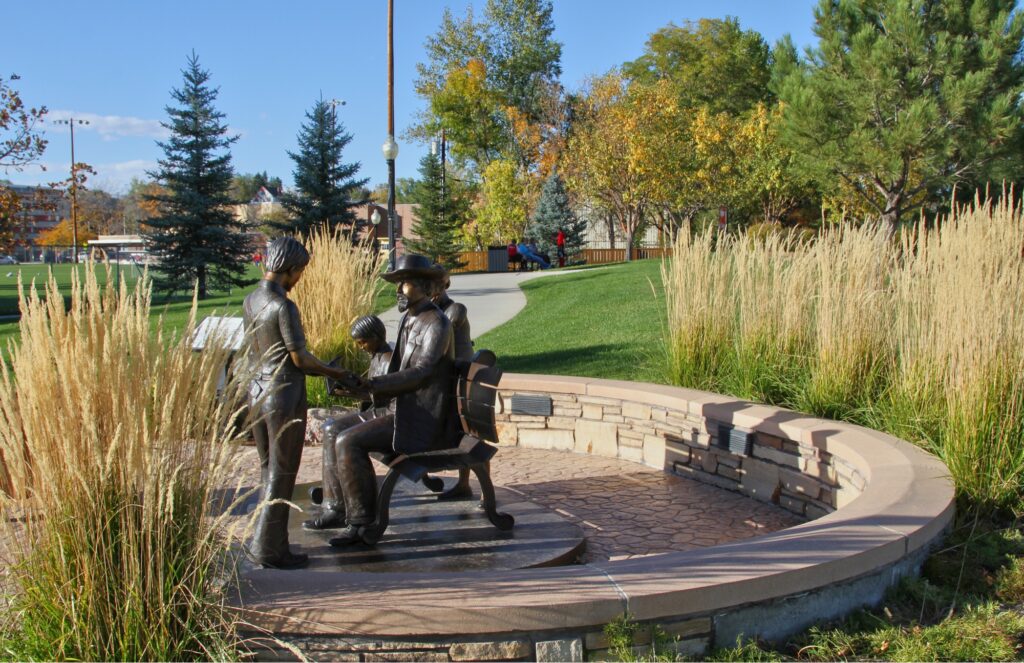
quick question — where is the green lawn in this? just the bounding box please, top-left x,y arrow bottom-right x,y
0,265 -> 261,358
0,263 -> 146,315
477,260 -> 668,383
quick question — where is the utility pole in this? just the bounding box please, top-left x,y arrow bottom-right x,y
53,118 -> 89,261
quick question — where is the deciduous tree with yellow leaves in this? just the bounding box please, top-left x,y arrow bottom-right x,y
563,73 -> 691,258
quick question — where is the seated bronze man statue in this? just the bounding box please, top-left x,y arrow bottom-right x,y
329,254 -> 456,546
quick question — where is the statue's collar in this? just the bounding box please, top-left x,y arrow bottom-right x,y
259,279 -> 287,297
408,297 -> 435,316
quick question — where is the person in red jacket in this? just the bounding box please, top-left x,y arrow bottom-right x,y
507,240 -> 524,271
556,229 -> 566,267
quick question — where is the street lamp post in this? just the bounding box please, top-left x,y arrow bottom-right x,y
382,137 -> 398,271
431,129 -> 447,228
326,98 -> 346,230
370,206 -> 382,253
53,117 -> 89,262
383,0 -> 398,271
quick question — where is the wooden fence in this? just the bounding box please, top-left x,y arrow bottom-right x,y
450,251 -> 489,274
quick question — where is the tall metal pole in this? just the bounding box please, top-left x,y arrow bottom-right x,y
386,0 -> 397,271
70,120 -> 78,262
54,117 -> 88,262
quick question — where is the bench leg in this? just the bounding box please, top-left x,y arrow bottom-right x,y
360,469 -> 400,545
470,463 -> 514,531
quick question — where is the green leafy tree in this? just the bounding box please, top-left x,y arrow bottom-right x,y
484,0 -> 562,122
278,98 -> 367,237
617,19 -> 774,236
777,0 -> 1024,232
526,172 -> 585,261
370,178 -> 419,204
145,53 -> 253,299
412,0 -> 562,173
473,158 -> 529,247
403,152 -> 469,271
622,17 -> 772,115
563,73 -> 681,260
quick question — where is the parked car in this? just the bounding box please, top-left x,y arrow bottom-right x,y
0,254 -> 18,265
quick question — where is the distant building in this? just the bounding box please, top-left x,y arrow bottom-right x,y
3,184 -> 64,257
89,231 -> 268,265
86,234 -> 149,264
233,185 -> 284,224
350,202 -> 419,255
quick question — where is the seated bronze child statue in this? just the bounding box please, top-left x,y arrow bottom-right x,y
304,315 -> 394,531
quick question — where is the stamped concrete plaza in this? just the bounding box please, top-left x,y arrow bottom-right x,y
231,444 -> 802,567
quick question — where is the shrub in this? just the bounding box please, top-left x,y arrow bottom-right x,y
0,266 -> 252,660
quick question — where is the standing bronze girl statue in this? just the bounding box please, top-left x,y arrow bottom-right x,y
243,237 -> 361,569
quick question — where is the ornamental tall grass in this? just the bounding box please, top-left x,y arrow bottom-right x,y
663,197 -> 1024,513
289,229 -> 386,404
0,266 -> 253,660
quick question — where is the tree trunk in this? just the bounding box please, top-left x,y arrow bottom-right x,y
197,264 -> 207,300
624,228 -> 635,262
881,191 -> 901,240
606,213 -> 616,250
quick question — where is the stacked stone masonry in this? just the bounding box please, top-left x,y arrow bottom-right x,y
496,389 -> 844,519
243,618 -> 712,662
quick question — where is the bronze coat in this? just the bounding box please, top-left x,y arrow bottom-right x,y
369,298 -> 456,454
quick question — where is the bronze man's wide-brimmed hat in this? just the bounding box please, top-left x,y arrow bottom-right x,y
381,253 -> 445,283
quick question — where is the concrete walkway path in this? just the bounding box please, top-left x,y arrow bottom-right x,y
378,268 -> 588,340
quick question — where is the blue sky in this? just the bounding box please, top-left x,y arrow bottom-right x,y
1,1 -> 819,194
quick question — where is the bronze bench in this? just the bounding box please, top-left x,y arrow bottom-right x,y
360,434 -> 513,544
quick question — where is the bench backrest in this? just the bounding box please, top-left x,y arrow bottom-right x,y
455,350 -> 502,444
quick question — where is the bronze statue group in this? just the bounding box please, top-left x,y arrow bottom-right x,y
244,237 -> 476,570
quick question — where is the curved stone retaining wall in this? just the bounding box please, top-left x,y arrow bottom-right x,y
239,374 -> 955,662
494,376 -> 867,521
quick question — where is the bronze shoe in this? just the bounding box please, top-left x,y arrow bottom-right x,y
303,508 -> 347,530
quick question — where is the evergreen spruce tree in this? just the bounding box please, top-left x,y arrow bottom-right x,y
526,172 -> 585,263
403,152 -> 468,270
278,98 -> 367,237
145,53 -> 253,299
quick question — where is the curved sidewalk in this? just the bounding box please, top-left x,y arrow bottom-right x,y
378,268 -> 586,339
